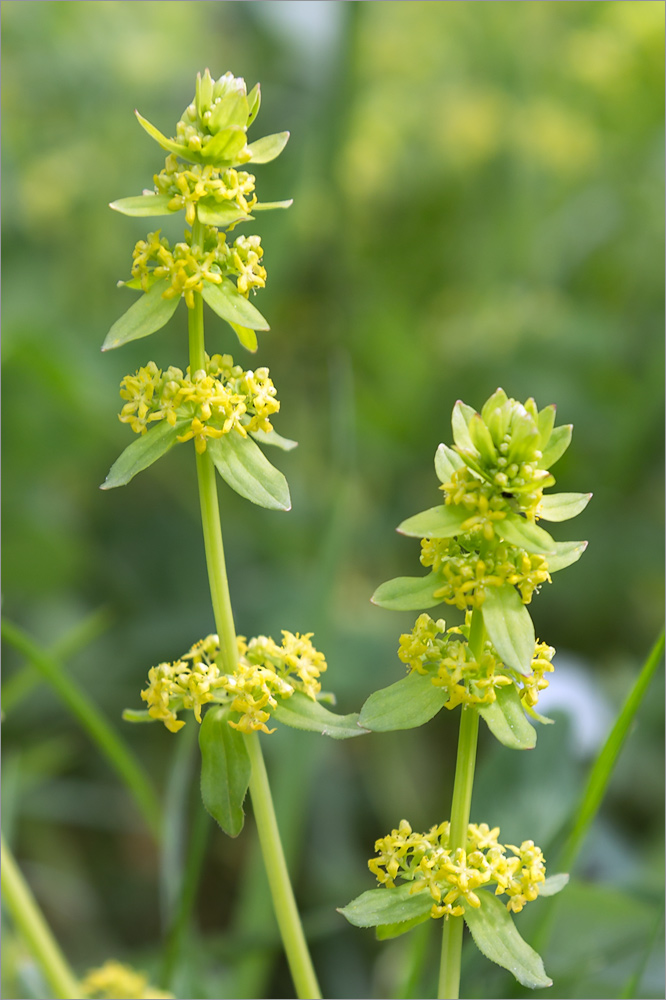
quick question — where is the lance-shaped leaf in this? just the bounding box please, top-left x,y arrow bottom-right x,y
197,201 -> 253,227
338,881 -> 433,929
498,513 -> 555,554
110,194 -> 177,217
434,443 -> 465,484
371,574 -> 443,611
246,131 -> 290,164
451,400 -> 477,451
101,420 -> 187,490
102,279 -> 180,351
207,433 -> 291,510
481,584 -> 535,676
272,692 -> 366,740
229,322 -> 258,353
541,424 -> 572,469
253,199 -> 293,211
463,890 -> 552,989
135,110 -> 193,160
250,428 -> 298,451
398,504 -> 469,539
477,683 -> 536,750
203,125 -> 248,164
536,493 -> 592,522
359,673 -> 447,732
376,912 -> 431,940
547,540 -> 588,573
199,705 -> 251,838
201,278 -> 270,331
469,413 -> 497,464
247,83 -> 261,126
539,873 -> 569,897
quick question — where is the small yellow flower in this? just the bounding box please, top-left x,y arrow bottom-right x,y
80,960 -> 173,999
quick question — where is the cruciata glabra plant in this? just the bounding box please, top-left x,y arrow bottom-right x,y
102,69 -> 366,1000
340,389 -> 591,1000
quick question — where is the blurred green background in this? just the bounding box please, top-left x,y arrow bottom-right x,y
2,2 -> 664,998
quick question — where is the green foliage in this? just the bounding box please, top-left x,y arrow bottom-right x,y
463,891 -> 552,989
199,705 -> 251,838
207,433 -> 291,510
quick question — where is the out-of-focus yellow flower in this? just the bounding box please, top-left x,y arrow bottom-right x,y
80,960 -> 173,999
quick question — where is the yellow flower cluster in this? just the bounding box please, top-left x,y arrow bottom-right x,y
80,960 -> 173,999
398,613 -> 555,712
140,631 -> 327,734
154,153 -> 257,226
441,466 -> 511,539
421,537 -> 551,609
369,820 -> 546,918
118,353 -> 278,453
131,228 -> 266,308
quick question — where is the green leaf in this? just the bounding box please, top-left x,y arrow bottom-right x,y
109,194 -> 177,217
246,131 -> 290,164
247,83 -> 261,126
434,443 -> 465,483
253,199 -> 293,211
371,574 -> 443,611
201,278 -> 270,331
135,110 -> 193,160
539,873 -> 569,897
537,493 -> 592,522
202,125 -> 248,164
481,584 -> 535,676
451,400 -> 477,451
547,540 -> 588,573
272,691 -> 366,740
250,428 -> 298,451
499,513 -> 555,554
376,912 -> 431,940
199,705 -> 251,838
122,709 -> 156,724
477,684 -> 536,750
196,201 -> 253,227
537,404 -> 556,448
397,504 -> 469,539
229,322 -> 258,353
469,413 -> 497,464
359,673 -> 447,732
207,433 -> 291,510
463,890 -> 552,989
541,424 -> 572,469
102,279 -> 180,351
101,420 -> 187,490
208,92 -> 249,132
338,881 -> 433,929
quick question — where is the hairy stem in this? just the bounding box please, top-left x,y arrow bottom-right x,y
1,836 -> 80,999
438,609 -> 483,1000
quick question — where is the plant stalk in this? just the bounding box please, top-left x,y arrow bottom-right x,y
188,282 -> 321,998
438,610 -> 483,1000
1,836 -> 80,1000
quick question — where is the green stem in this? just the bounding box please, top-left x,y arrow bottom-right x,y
245,732 -> 322,1000
438,610 -> 483,1000
1,619 -> 162,841
188,285 -> 320,997
1,835 -> 80,999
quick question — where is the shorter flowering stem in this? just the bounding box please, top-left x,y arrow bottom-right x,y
1,836 -> 80,1000
438,610 -> 483,1000
245,732 -> 322,1000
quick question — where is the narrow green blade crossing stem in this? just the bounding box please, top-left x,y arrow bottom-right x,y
1,835 -> 80,1000
438,610 -> 483,1000
245,732 -> 322,1000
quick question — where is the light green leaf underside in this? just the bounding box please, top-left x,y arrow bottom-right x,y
253,199 -> 293,211
397,504 -> 469,539
272,692 -> 366,740
110,194 -> 177,217
499,513 -> 555,554
246,131 -> 290,164
102,278 -> 180,351
359,673 -> 447,732
229,322 -> 258,352
101,420 -> 187,490
434,443 -> 465,484
201,278 -> 270,331
477,683 -> 536,750
207,433 -> 290,510
548,540 -> 588,573
338,881 -> 433,928
371,574 -> 443,611
463,890 -> 552,989
250,428 -> 298,451
451,400 -> 477,452
199,705 -> 251,838
122,709 -> 155,723
481,584 -> 535,676
539,873 -> 569,897
537,492 -> 592,522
